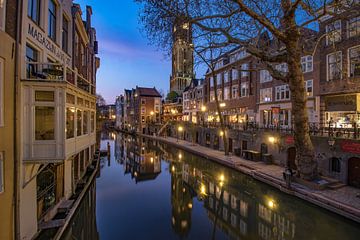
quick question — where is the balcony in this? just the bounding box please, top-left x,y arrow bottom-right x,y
23,62 -> 95,95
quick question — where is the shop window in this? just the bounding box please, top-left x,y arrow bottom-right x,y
62,15 -> 69,52
0,0 -> 5,31
241,82 -> 249,97
331,157 -> 341,173
241,63 -> 249,77
326,20 -> 341,45
48,0 -> 57,41
83,111 -> 88,134
0,58 -> 3,126
232,85 -> 238,99
327,51 -> 342,81
275,84 -> 290,101
260,70 -> 272,83
66,107 -> 75,139
260,88 -> 272,103
26,44 -> 39,78
305,80 -> 313,97
349,46 -> 360,77
35,106 -> 55,140
0,152 -> 3,193
348,16 -> 360,38
28,0 -> 40,25
77,109 -> 82,136
301,55 -> 313,73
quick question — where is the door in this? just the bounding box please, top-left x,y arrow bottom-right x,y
348,157 -> 360,188
287,147 -> 297,170
196,132 -> 199,143
242,140 -> 248,151
228,138 -> 233,153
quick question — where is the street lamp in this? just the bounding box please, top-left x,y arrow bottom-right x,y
201,106 -> 207,127
177,126 -> 183,142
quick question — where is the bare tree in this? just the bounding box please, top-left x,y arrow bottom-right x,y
136,0 -> 359,180
96,93 -> 106,106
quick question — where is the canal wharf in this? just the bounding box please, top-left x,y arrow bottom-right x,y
136,132 -> 360,224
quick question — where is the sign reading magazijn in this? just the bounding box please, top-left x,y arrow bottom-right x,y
28,23 -> 71,66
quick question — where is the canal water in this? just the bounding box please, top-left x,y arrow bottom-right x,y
64,132 -> 360,240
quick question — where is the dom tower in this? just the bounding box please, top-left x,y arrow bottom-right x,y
170,17 -> 194,95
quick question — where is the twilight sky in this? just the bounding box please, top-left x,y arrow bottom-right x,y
74,0 -> 172,104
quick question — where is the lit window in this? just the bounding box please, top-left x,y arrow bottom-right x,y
349,46 -> 360,77
260,70 -> 272,83
35,106 -> 55,140
260,88 -> 272,103
0,0 -> 6,31
28,0 -> 40,25
305,80 -> 313,97
48,0 -> 56,41
348,16 -> 360,38
327,51 -> 342,81
241,82 -> 249,97
83,111 -> 89,134
326,20 -> 341,45
275,85 -> 290,101
66,107 -> 75,139
210,91 -> 215,102
301,55 -> 313,73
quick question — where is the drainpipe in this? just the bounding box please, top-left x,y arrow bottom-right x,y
14,0 -> 23,239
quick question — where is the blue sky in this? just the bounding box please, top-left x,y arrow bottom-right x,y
75,0 -> 172,104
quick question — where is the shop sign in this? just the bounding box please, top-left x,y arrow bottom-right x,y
325,95 -> 357,112
341,141 -> 360,154
28,23 -> 71,65
285,136 -> 294,145
272,107 -> 280,114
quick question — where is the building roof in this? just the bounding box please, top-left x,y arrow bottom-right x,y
136,87 -> 162,97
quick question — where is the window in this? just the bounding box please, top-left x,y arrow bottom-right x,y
241,82 -> 249,97
348,16 -> 360,38
209,77 -> 214,87
240,200 -> 248,217
0,0 -> 6,30
232,85 -> 238,99
275,63 -> 288,75
305,80 -> 313,97
216,73 -> 222,85
77,109 -> 82,136
260,70 -> 272,83
141,107 -> 145,115
301,55 -> 313,73
26,45 -> 38,78
48,0 -> 57,41
141,99 -> 146,105
260,88 -> 272,103
349,46 -> 360,77
91,112 -> 95,133
35,91 -> 54,102
28,0 -> 40,25
66,107 -> 75,139
210,91 -> 215,102
241,63 -> 249,77
62,15 -> 69,52
35,107 -> 55,140
224,87 -> 230,100
83,111 -> 88,134
327,51 -> 342,81
224,71 -> 229,83
331,157 -> 341,173
66,93 -> 75,104
279,109 -> 290,126
217,89 -> 222,100
232,69 -> 238,80
0,152 -> 3,193
275,85 -> 290,101
326,20 -> 341,45
0,58 -> 3,127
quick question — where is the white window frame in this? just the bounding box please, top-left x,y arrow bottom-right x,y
326,20 -> 341,45
240,82 -> 249,97
260,70 -> 272,83
275,63 -> 288,75
260,88 -> 272,103
216,73 -> 222,85
232,85 -> 238,99
0,58 -> 4,127
231,69 -> 238,80
224,71 -> 229,83
209,77 -> 214,87
241,63 -> 249,77
327,51 -> 342,81
0,152 -> 3,193
275,84 -> 290,101
301,55 -> 313,73
224,87 -> 230,100
305,79 -> 313,97
0,0 -> 6,31
348,45 -> 360,78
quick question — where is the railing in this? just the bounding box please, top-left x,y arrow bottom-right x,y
24,62 -> 95,95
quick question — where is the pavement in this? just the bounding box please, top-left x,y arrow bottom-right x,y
141,134 -> 360,223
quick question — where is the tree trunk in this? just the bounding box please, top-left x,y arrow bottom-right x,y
286,31 -> 317,180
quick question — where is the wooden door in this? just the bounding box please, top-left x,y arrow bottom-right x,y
287,147 -> 297,170
228,138 -> 233,153
348,157 -> 360,188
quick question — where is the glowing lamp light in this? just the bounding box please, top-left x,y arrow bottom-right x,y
268,136 -> 276,144
219,174 -> 225,182
220,131 -> 224,137
150,111 -> 154,116
220,103 -> 226,108
201,106 -> 207,112
178,153 -> 182,159
188,203 -> 193,209
150,157 -> 154,163
268,199 -> 276,209
200,184 -> 206,195
178,126 -> 183,132
171,166 -> 175,172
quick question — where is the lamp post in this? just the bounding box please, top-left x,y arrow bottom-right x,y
177,126 -> 183,142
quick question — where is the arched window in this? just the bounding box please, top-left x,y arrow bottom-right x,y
331,157 -> 341,173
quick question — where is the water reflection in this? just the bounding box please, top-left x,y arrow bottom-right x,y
68,132 -> 360,240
